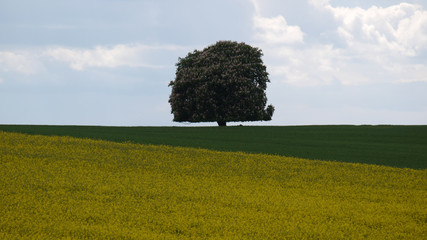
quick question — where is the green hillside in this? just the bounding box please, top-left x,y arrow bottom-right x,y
0,125 -> 426,169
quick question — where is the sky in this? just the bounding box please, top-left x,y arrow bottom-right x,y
1,0 -> 426,126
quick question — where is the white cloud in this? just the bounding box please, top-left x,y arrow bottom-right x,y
308,0 -> 330,9
44,44 -> 185,71
389,63 -> 427,83
264,41 -> 426,87
0,51 -> 43,74
250,0 -> 261,15
321,2 -> 427,56
396,7 -> 427,53
250,0 -> 305,44
253,0 -> 427,87
253,15 -> 305,44
266,44 -> 351,86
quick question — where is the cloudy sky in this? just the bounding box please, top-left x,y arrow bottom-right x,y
1,0 -> 426,126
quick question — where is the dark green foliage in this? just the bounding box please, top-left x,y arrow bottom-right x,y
1,125 -> 426,169
169,41 -> 274,126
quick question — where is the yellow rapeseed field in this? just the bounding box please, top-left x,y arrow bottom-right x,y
0,131 -> 426,239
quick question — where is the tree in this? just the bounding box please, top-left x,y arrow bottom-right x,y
169,41 -> 274,126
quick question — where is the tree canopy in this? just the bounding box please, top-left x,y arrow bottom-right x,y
169,41 -> 274,126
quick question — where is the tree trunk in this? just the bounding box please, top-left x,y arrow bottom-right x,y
217,121 -> 227,127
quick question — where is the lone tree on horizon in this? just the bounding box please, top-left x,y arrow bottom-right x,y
169,41 -> 274,126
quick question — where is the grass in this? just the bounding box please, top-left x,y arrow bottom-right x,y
1,131 -> 426,239
0,125 -> 426,169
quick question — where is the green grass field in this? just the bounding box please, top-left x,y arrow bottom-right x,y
0,125 -> 426,169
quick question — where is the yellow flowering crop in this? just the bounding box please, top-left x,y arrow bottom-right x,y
0,131 -> 426,239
